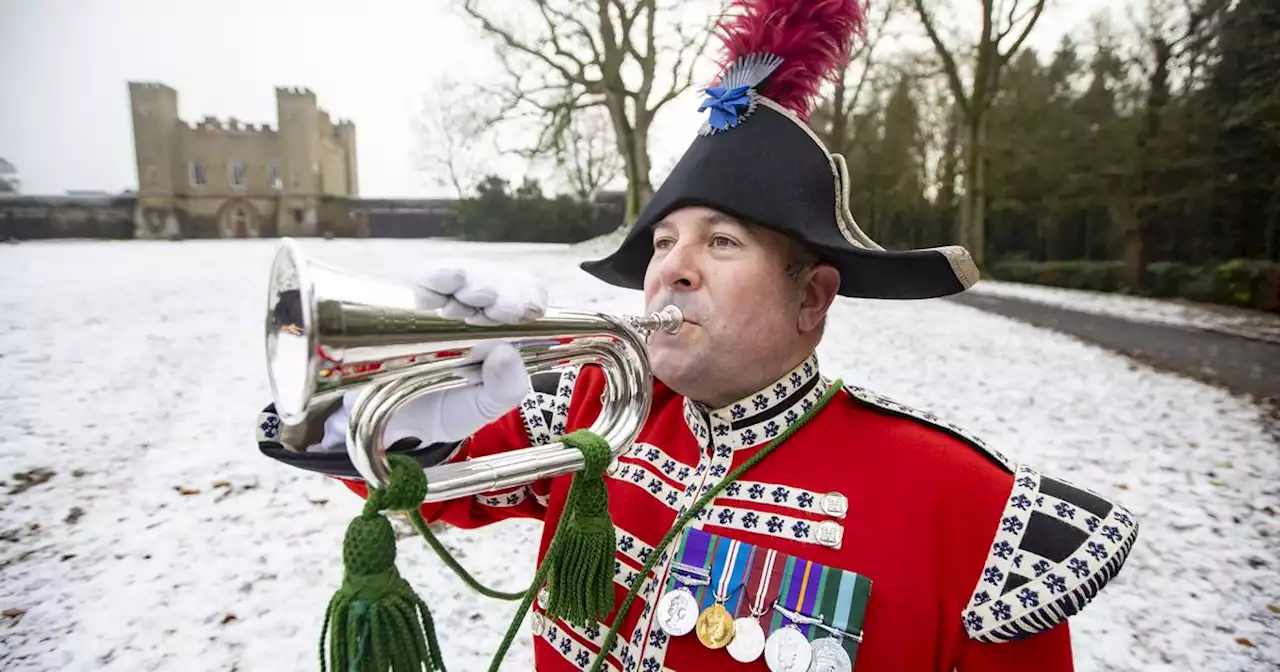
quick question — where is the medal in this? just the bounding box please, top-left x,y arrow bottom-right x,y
696,538 -> 743,649
727,547 -> 778,663
808,636 -> 852,672
764,624 -> 812,672
656,562 -> 709,637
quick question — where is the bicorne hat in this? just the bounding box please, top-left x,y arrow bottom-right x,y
580,0 -> 978,300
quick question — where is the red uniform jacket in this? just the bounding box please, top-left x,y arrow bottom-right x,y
265,352 -> 1137,672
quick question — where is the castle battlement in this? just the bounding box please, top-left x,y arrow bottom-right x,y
190,116 -> 276,133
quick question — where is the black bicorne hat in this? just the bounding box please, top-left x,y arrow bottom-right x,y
581,0 -> 978,300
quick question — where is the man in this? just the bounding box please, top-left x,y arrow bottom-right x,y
257,0 -> 1138,669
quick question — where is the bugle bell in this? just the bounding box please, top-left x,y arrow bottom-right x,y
263,238 -> 682,498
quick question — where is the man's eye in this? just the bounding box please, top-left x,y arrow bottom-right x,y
653,237 -> 674,250
710,235 -> 737,248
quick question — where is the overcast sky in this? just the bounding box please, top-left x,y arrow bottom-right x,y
0,0 -> 1114,198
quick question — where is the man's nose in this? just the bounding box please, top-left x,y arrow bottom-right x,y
656,239 -> 703,291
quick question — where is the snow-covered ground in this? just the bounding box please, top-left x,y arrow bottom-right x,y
1,239 -> 1277,672
969,279 -> 1280,344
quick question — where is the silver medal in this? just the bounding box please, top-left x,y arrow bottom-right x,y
727,617 -> 765,662
764,626 -> 812,672
656,589 -> 699,636
807,637 -> 852,672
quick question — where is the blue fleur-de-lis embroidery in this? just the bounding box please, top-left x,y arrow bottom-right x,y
1033,560 -> 1051,576
646,448 -> 660,462
523,399 -> 537,410
718,510 -> 735,525
585,624 -> 600,640
648,479 -> 662,494
560,638 -> 572,654
1017,475 -> 1036,488
984,565 -> 1004,586
638,548 -> 652,562
558,384 -> 573,396
666,492 -> 678,505
740,429 -> 758,445
695,465 -> 705,475
749,484 -> 765,499
716,444 -> 731,458
710,464 -> 727,477
1086,541 -> 1107,560
1087,517 -> 1101,532
556,402 -> 569,415
742,512 -> 759,529
1001,516 -> 1024,534
1034,496 -> 1045,507
801,398 -> 814,412
620,536 -> 634,552
797,492 -> 813,508
791,521 -> 810,539
643,657 -> 661,672
677,466 -> 690,480
649,629 -> 668,647
576,651 -> 590,668
661,460 -> 675,474
972,590 -> 991,605
259,415 -> 280,438
965,611 -> 984,631
530,416 -> 543,427
1011,494 -> 1032,510
1102,525 -> 1122,542
753,394 -> 769,410
548,626 -> 558,642
784,410 -> 799,424
993,541 -> 1014,559
1068,558 -> 1089,578
1114,510 -> 1133,527
773,382 -> 788,399
990,600 -> 1012,621
506,493 -> 520,505
726,483 -> 742,497
767,516 -> 784,533
790,372 -> 803,387
764,421 -> 780,438
803,362 -> 813,376
1054,502 -> 1076,519
1017,587 -> 1040,607
615,559 -> 622,575
771,486 -> 790,503
731,405 -> 747,420
553,422 -> 566,435
714,424 -> 730,437
1045,573 -> 1067,593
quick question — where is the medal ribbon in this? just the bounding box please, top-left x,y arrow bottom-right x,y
714,539 -> 741,604
749,549 -> 778,617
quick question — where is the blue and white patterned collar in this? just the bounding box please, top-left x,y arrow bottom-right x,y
681,352 -> 830,455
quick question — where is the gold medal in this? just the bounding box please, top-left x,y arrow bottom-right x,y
695,602 -> 735,649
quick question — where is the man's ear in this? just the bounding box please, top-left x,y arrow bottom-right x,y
798,263 -> 840,333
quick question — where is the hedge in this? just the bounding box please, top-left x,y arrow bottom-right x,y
988,259 -> 1280,313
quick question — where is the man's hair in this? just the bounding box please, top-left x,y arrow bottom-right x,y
783,236 -> 820,281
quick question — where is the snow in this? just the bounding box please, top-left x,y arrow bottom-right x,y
969,279 -> 1280,344
1,238 -> 1277,672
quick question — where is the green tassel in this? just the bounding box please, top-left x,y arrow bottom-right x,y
541,430 -> 617,629
320,455 -> 444,672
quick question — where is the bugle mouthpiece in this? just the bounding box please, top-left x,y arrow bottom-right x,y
632,305 -> 683,336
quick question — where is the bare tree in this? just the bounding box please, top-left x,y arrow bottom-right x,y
812,0 -> 901,156
556,108 -> 626,201
457,0 -> 724,224
911,0 -> 1047,266
413,78 -> 492,199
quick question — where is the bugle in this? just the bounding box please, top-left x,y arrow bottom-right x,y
263,238 -> 682,498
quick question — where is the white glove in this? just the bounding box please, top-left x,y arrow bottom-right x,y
310,341 -> 532,452
413,263 -> 548,326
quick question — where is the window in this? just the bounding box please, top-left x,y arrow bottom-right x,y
229,160 -> 246,189
268,161 -> 281,189
189,160 -> 206,188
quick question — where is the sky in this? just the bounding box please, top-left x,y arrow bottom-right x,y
0,0 -> 1115,199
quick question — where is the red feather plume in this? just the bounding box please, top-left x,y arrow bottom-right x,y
712,0 -> 866,121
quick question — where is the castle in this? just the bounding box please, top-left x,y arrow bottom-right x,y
128,82 -> 358,239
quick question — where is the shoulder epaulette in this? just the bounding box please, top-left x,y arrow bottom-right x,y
843,383 -> 1015,473
519,365 -> 582,445
962,464 -> 1139,642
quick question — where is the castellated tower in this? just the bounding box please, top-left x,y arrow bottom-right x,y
126,82 -> 358,239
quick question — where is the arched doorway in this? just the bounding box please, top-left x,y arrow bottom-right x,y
218,199 -> 261,238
